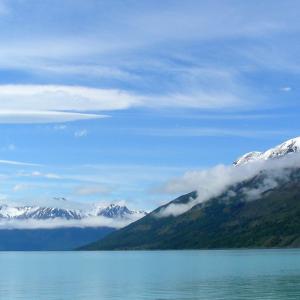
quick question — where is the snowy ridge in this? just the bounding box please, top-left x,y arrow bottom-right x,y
0,203 -> 147,221
234,137 -> 300,166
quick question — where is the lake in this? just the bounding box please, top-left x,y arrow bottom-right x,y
1,249 -> 300,299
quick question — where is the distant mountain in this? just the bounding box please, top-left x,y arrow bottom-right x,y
0,205 -> 82,220
0,202 -> 146,250
0,227 -> 115,251
234,137 -> 300,166
81,137 -> 300,250
0,203 -> 146,221
89,204 -> 146,219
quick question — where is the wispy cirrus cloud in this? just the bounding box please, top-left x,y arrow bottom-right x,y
20,171 -> 60,179
0,85 -> 140,111
128,127 -> 291,138
0,84 -> 252,124
0,110 -> 107,124
0,84 -> 138,123
0,159 -> 41,167
0,1 -> 294,125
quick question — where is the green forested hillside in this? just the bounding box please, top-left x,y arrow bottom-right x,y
81,169 -> 300,250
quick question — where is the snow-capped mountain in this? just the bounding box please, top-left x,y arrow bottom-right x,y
0,203 -> 146,221
0,205 -> 82,220
234,137 -> 300,166
90,204 -> 145,219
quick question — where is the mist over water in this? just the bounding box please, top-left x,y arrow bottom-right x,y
1,250 -> 300,300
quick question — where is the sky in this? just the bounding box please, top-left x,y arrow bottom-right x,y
0,0 -> 299,210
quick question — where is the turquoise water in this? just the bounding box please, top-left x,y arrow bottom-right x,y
1,250 -> 300,299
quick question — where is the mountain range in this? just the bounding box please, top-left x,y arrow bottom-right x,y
81,137 -> 300,250
0,203 -> 146,221
0,203 -> 146,250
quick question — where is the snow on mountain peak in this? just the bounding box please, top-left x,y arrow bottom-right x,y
0,202 -> 146,222
233,151 -> 262,166
234,137 -> 300,166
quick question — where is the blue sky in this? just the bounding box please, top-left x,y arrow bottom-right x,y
0,0 -> 299,210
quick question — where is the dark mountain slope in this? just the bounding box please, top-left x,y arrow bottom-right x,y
81,170 -> 300,250
0,227 -> 115,251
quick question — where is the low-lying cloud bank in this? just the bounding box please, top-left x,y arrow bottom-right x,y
0,214 -> 141,230
157,153 -> 300,217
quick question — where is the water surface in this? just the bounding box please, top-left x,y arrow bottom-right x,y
1,249 -> 300,299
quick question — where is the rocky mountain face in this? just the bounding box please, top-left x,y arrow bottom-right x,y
81,137 -> 300,250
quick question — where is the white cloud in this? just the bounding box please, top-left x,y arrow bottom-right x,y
130,127 -> 289,138
0,2 -> 295,120
0,159 -> 41,167
38,63 -> 139,81
156,153 -> 300,217
0,84 -> 140,123
0,203 -> 143,229
0,85 -> 140,111
74,129 -> 88,138
157,163 -> 262,196
0,2 -> 287,64
0,84 -> 252,125
18,170 -> 61,179
0,110 -> 107,124
0,215 -> 143,229
146,90 -> 243,110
